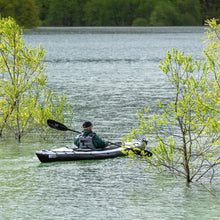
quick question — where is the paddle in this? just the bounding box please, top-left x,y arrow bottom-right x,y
47,119 -> 81,134
47,119 -> 152,156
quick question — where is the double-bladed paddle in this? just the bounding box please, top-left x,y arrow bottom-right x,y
47,119 -> 81,134
47,119 -> 152,157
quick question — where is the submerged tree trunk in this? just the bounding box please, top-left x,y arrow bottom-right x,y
183,142 -> 191,183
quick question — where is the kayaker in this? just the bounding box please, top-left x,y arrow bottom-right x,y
74,121 -> 110,149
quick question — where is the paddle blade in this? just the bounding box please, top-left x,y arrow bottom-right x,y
47,119 -> 69,131
47,119 -> 81,134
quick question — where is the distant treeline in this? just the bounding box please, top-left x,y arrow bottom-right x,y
0,0 -> 220,27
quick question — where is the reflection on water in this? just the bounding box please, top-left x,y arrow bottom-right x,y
0,27 -> 219,219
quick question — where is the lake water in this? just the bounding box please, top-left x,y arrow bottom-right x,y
0,27 -> 219,220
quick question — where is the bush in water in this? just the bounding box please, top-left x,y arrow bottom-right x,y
0,17 -> 74,142
125,18 -> 220,185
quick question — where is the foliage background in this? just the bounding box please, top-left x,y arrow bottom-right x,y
0,0 -> 220,27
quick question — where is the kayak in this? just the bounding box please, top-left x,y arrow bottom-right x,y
36,120 -> 152,163
35,141 -> 147,163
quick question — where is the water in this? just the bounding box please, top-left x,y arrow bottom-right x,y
0,27 -> 219,220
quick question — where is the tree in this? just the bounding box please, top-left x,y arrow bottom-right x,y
45,0 -> 80,26
200,0 -> 220,21
35,0 -> 50,25
204,18 -> 220,82
149,0 -> 182,26
125,19 -> 220,184
0,0 -> 40,27
173,0 -> 202,25
0,17 -> 74,141
84,0 -> 140,26
202,18 -> 220,140
132,18 -> 148,26
134,0 -> 156,25
83,0 -> 103,25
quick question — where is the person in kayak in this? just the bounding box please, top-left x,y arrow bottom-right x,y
74,121 -> 109,149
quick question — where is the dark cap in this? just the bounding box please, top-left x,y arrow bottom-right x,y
82,121 -> 93,128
